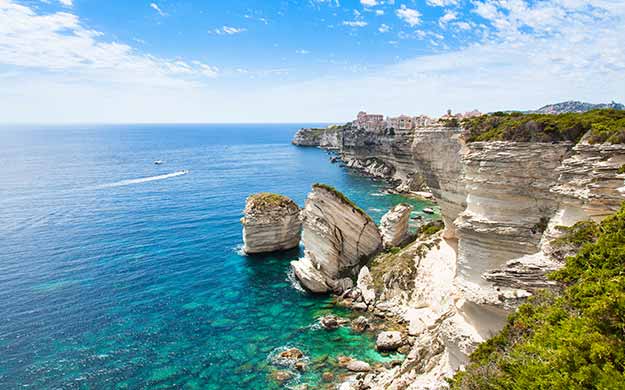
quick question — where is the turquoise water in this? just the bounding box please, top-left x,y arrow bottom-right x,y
0,124 -> 435,389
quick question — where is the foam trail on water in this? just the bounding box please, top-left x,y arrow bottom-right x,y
97,171 -> 188,189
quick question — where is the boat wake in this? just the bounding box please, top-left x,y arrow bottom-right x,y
97,170 -> 188,189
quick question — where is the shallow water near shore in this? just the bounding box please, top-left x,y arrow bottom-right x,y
0,124 -> 435,389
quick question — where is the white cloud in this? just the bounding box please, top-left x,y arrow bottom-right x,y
426,0 -> 458,6
0,0 -> 218,86
1,0 -> 624,123
378,23 -> 390,33
396,5 -> 421,26
360,0 -> 378,6
439,10 -> 457,25
343,20 -> 368,27
296,49 -> 310,54
455,21 -> 471,30
375,9 -> 384,15
149,3 -> 165,16
211,26 -> 246,35
59,0 -> 73,7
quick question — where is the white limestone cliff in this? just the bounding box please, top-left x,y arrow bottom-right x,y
379,203 -> 413,248
291,184 -> 382,293
291,125 -> 625,388
241,193 -> 302,254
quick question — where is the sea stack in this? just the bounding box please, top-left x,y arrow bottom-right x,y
291,184 -> 382,293
241,193 -> 302,254
379,203 -> 413,248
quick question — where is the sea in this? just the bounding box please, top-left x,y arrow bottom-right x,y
0,124 -> 437,389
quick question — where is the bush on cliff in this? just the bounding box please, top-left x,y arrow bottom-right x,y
463,109 -> 625,144
448,204 -> 625,390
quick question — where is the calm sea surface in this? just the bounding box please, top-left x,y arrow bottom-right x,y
0,124 -> 435,389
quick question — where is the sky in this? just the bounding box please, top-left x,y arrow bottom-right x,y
0,0 -> 624,123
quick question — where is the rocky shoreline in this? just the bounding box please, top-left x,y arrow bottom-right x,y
287,121 -> 625,389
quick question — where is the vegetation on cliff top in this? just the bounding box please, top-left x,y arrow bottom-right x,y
247,192 -> 298,211
462,109 -> 625,144
312,183 -> 372,222
449,204 -> 625,389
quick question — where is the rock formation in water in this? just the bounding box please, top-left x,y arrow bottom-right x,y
292,121 -> 625,389
379,203 -> 413,248
241,193 -> 302,254
290,184 -> 382,293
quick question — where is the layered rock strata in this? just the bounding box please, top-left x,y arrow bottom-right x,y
290,184 -> 382,293
379,203 -> 413,248
291,126 -> 625,388
241,193 -> 302,254
341,126 -> 426,192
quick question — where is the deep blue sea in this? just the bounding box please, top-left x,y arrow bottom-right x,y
0,124 -> 436,389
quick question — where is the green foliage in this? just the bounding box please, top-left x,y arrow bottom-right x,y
419,220 -> 444,238
441,118 -> 460,127
462,109 -> 625,144
247,192 -> 297,210
449,204 -> 625,390
618,164 -> 625,175
386,246 -> 402,255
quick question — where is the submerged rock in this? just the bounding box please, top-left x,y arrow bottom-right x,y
279,348 -> 304,360
271,370 -> 293,383
376,331 -> 403,351
291,184 -> 382,293
241,193 -> 301,254
319,314 -> 349,330
380,203 -> 413,248
322,371 -> 335,382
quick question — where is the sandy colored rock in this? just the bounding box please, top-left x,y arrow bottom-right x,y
356,266 -> 376,306
241,193 -> 301,254
380,203 -> 413,248
376,331 -> 403,351
291,184 -> 382,293
346,360 -> 371,372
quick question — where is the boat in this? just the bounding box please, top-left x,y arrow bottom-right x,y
422,207 -> 435,214
154,160 -> 164,165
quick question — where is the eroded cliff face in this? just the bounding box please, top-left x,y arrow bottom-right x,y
347,127 -> 429,192
305,127 -> 625,389
241,193 -> 302,254
290,184 -> 382,293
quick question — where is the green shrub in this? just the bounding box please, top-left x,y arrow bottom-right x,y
462,109 -> 625,144
448,204 -> 625,389
419,220 -> 444,237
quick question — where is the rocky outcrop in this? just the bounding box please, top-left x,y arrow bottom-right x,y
292,124 -> 625,389
356,266 -> 376,306
241,193 -> 302,254
340,126 -> 426,192
380,203 -> 413,248
376,331 -> 403,351
291,184 -> 382,293
292,127 -> 342,149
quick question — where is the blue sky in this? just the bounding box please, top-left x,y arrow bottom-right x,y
1,0 -> 624,122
